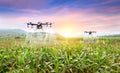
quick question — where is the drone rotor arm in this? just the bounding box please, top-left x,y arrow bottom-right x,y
84,31 -> 88,33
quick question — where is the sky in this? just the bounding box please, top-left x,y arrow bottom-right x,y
0,0 -> 120,36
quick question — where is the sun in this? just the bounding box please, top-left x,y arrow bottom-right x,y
62,31 -> 71,37
60,29 -> 72,37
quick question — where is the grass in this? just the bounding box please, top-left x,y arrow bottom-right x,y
0,37 -> 120,73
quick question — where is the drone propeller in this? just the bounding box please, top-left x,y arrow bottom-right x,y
49,23 -> 52,27
84,31 -> 88,33
46,22 -> 48,24
27,22 -> 32,28
29,22 -> 32,24
92,31 -> 96,33
46,22 -> 48,27
27,23 -> 29,28
38,22 -> 41,24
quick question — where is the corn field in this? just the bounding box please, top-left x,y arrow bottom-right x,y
0,37 -> 120,73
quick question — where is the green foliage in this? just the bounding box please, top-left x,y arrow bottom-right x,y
0,38 -> 120,73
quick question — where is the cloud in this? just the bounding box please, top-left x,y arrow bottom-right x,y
0,0 -> 52,9
1,6 -> 120,34
91,0 -> 119,6
0,0 -> 120,16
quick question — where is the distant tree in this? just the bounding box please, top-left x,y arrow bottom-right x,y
15,36 -> 21,39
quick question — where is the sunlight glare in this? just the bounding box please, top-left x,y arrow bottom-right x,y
60,29 -> 72,37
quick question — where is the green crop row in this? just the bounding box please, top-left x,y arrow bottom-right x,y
0,38 -> 120,73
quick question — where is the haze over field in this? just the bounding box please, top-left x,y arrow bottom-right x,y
0,0 -> 120,37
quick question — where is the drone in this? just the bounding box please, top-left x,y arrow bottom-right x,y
84,31 -> 96,35
27,22 -> 52,29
